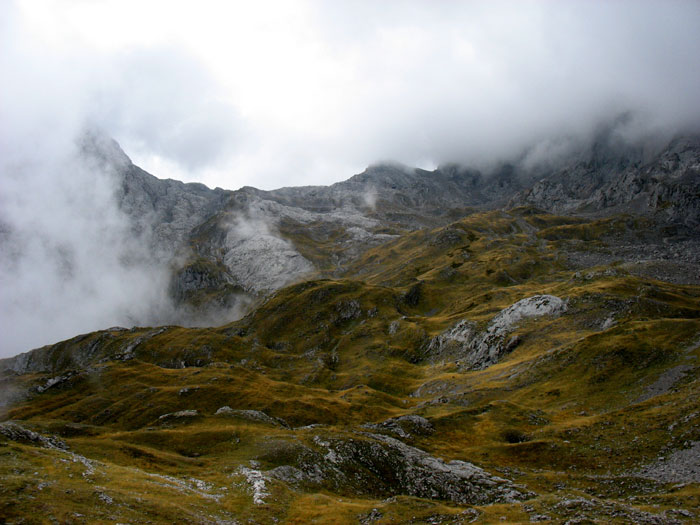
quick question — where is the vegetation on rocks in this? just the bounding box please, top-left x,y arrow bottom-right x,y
1,206 -> 699,523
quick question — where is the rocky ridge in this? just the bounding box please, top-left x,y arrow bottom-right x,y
1,130 -> 699,523
509,136 -> 700,226
423,295 -> 568,370
81,130 -> 700,328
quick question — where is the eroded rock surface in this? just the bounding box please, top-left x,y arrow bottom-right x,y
424,295 -> 567,369
258,431 -> 530,505
363,415 -> 434,439
215,407 -> 290,428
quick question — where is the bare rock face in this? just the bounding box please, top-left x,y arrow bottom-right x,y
76,130 -> 699,333
222,228 -> 314,294
215,407 -> 290,428
260,431 -> 531,505
424,295 -> 567,369
510,136 -> 700,226
80,133 -> 532,318
0,422 -> 67,450
362,415 -> 434,439
168,258 -> 245,314
81,134 -> 322,315
489,295 -> 567,335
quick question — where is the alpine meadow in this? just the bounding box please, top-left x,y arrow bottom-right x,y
1,2 -> 700,523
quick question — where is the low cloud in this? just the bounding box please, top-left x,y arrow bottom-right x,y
0,134 -> 174,357
4,1 -> 700,190
95,47 -> 243,174
2,0 -> 700,356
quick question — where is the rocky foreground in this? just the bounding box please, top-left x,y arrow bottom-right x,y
2,200 -> 699,522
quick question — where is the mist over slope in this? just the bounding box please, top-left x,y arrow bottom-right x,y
0,133 -> 173,356
4,1 -> 700,189
1,122 -> 699,358
1,204 -> 699,523
3,3 -> 700,521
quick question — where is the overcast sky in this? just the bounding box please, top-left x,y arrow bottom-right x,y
1,1 -> 700,358
3,0 -> 700,191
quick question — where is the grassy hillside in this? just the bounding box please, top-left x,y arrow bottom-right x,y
1,209 -> 699,523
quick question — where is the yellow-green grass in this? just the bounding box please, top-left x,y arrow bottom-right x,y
2,210 -> 699,523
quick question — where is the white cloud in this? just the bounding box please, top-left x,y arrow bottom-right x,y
6,1 -> 700,190
0,134 -> 174,356
1,0 -> 700,356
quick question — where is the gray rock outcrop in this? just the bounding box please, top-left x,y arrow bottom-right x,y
261,430 -> 530,504
362,414 -> 434,439
510,136 -> 700,226
424,295 -> 567,369
0,422 -> 68,449
68,130 -> 700,339
215,407 -> 290,428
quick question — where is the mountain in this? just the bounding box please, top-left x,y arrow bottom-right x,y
1,132 -> 699,523
509,135 -> 700,226
79,131 -> 534,323
82,130 -> 700,322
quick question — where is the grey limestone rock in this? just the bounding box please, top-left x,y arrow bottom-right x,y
215,407 -> 290,428
158,410 -> 199,421
0,421 -> 67,450
222,229 -> 314,294
257,430 -> 530,504
510,135 -> 700,226
424,295 -> 567,370
362,414 -> 434,439
36,372 -> 78,393
311,431 -> 531,504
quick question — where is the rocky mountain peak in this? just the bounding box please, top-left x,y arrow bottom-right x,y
2,128 -> 700,522
66,131 -> 700,330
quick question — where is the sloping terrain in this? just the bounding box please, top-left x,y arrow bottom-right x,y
509,135 -> 700,227
90,133 -> 521,321
2,209 -> 699,523
81,131 -> 700,327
